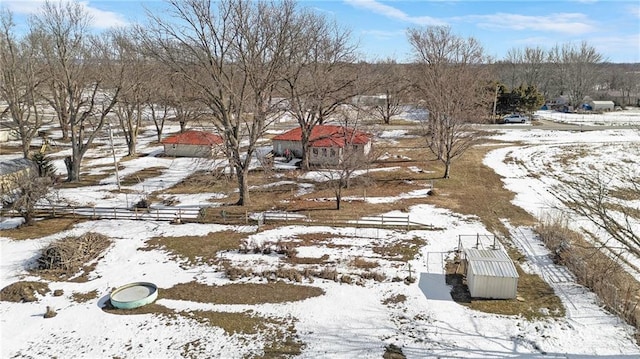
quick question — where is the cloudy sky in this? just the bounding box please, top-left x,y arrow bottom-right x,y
3,0 -> 639,63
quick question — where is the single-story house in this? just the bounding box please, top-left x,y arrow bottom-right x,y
585,100 -> 615,112
462,248 -> 519,299
161,130 -> 224,158
0,158 -> 34,195
272,125 -> 372,166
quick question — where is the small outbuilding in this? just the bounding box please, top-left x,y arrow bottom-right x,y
586,100 -> 615,112
161,130 -> 224,158
271,125 -> 371,166
462,248 -> 519,299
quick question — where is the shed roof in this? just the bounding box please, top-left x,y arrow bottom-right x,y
161,130 -> 223,146
590,100 -> 615,105
272,125 -> 370,148
464,248 -> 519,278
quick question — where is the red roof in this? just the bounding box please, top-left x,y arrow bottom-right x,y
272,125 -> 370,148
161,130 -> 223,146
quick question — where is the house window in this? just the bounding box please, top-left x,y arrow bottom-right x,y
312,148 -> 318,155
353,145 -> 358,151
330,148 -> 336,157
322,148 -> 327,157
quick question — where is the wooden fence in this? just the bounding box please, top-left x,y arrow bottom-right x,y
2,205 -> 203,222
1,206 -> 432,230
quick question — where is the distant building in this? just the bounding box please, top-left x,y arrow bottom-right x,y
271,125 -> 372,166
161,130 -> 224,158
0,158 -> 34,194
585,100 -> 615,112
352,94 -> 387,107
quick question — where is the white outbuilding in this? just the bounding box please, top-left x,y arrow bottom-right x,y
161,130 -> 224,158
463,248 -> 519,299
587,100 -> 615,112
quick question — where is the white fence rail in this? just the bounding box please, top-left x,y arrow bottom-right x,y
8,205 -> 203,222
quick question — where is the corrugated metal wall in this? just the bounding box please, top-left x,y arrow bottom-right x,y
465,248 -> 519,299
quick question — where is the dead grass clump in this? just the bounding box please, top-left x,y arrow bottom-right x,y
275,267 -> 304,283
287,254 -> 330,265
351,257 -> 379,269
163,281 -> 324,305
383,343 -> 406,359
536,215 -> 640,329
44,306 -> 58,318
35,232 -> 111,280
71,289 -> 99,303
340,275 -> 353,284
0,281 -> 50,302
224,265 -> 255,281
360,271 -> 386,282
382,294 -> 407,306
316,267 -> 339,281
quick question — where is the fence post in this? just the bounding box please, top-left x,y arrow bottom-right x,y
381,215 -> 384,226
92,207 -> 96,219
52,206 -> 56,217
245,210 -> 248,224
114,208 -> 117,219
406,215 -> 410,230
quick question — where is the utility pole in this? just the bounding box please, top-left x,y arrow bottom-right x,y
108,123 -> 121,190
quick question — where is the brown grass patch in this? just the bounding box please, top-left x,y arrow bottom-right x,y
119,166 -> 165,186
143,231 -> 247,265
55,172 -> 112,188
373,237 -> 426,262
0,281 -> 50,302
162,281 -> 324,305
351,257 -> 379,269
423,143 -> 537,234
0,218 -> 83,240
382,294 -> 407,305
71,289 -> 99,303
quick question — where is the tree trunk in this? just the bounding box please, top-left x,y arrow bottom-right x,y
443,160 -> 451,179
64,155 -> 81,182
335,188 -> 342,210
235,167 -> 249,206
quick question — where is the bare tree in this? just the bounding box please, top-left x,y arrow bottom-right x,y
32,1 -> 120,182
282,10 -> 360,171
407,26 -> 491,178
503,46 -> 550,98
109,28 -> 149,156
316,107 -> 375,210
368,60 -> 409,125
0,9 -> 45,158
2,161 -> 55,226
548,41 -> 605,107
143,0 -> 301,205
552,170 -> 640,259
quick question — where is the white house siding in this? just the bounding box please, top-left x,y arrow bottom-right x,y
464,248 -> 519,299
309,147 -> 341,166
163,144 -> 214,158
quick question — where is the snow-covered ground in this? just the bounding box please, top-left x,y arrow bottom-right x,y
1,112 -> 640,358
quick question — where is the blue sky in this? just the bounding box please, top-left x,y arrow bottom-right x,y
3,0 -> 640,63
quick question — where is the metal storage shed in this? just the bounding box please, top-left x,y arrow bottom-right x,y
463,248 -> 519,299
